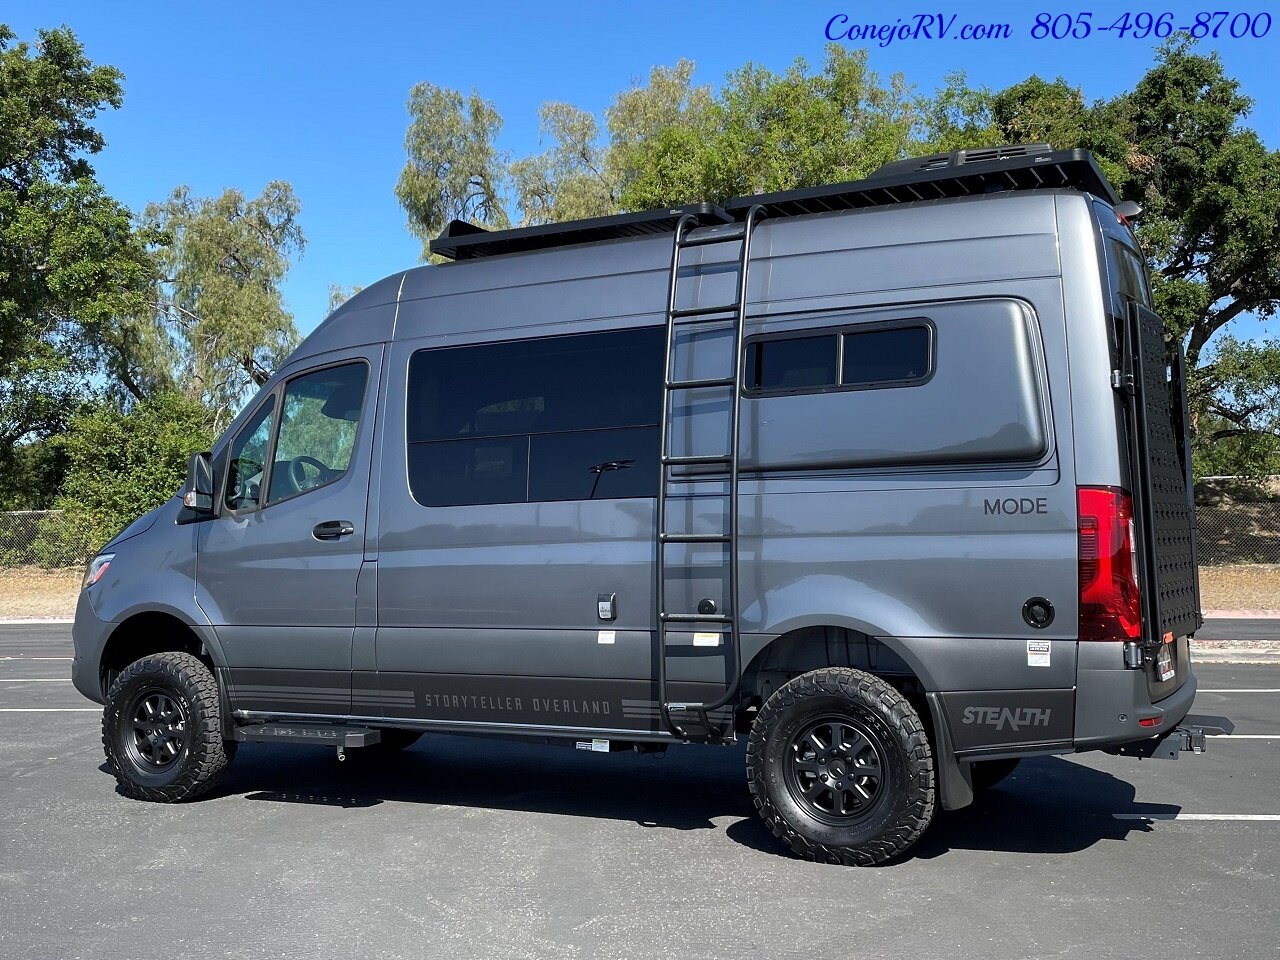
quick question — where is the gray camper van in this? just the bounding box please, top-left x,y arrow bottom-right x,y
72,145 -> 1229,865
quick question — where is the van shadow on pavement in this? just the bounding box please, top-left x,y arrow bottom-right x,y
111,737 -> 1179,862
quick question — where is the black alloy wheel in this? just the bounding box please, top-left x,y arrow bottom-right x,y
783,714 -> 886,825
123,688 -> 190,771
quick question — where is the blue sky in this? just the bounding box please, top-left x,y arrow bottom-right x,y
7,1 -> 1278,339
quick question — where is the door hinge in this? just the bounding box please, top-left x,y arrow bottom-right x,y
1111,368 -> 1135,395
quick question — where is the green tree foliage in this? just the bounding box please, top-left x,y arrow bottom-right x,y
396,83 -> 510,255
0,25 -> 154,447
144,182 -> 304,424
0,437 -> 65,510
54,391 -> 211,553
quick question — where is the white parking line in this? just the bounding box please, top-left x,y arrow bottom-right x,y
0,657 -> 72,661
0,678 -> 68,682
1220,734 -> 1280,739
1199,689 -> 1280,693
0,708 -> 98,713
1113,814 -> 1280,821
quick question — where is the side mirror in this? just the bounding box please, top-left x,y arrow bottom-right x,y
182,451 -> 214,514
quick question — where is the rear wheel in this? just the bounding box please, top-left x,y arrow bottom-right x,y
102,651 -> 235,802
747,667 -> 935,866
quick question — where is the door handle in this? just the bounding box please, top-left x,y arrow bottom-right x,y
312,520 -> 355,540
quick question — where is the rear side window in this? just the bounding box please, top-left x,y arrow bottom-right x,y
745,334 -> 837,391
1111,240 -> 1150,307
842,326 -> 931,385
407,327 -> 663,506
745,321 -> 933,394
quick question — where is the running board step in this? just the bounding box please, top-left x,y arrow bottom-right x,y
233,723 -> 382,748
664,703 -> 729,742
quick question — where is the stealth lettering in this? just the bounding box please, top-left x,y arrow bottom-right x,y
961,706 -> 1052,731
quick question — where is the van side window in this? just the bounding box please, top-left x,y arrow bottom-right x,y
745,321 -> 933,395
225,396 -> 276,512
266,362 -> 369,504
406,327 -> 663,507
842,326 -> 931,386
745,335 -> 837,392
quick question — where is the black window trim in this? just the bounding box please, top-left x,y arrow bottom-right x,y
742,316 -> 937,398
219,357 -> 371,517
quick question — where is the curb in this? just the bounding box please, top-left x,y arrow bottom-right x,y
0,617 -> 74,625
1192,639 -> 1280,664
1203,611 -> 1280,619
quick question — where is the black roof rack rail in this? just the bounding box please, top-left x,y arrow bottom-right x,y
428,145 -> 1119,261
430,203 -> 732,261
722,146 -> 1118,217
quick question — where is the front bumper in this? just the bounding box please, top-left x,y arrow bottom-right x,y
70,589 -> 112,705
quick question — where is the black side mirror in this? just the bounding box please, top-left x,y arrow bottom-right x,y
181,451 -> 214,515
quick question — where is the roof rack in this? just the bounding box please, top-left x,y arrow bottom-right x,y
722,146 -> 1118,217
428,145 -> 1119,261
430,203 -> 731,261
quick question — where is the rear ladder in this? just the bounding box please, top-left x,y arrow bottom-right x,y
656,206 -> 764,742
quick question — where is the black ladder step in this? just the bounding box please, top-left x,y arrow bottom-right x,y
670,302 -> 741,319
678,228 -> 747,248
663,453 -> 731,466
665,376 -> 736,390
661,612 -> 733,623
660,533 -> 731,543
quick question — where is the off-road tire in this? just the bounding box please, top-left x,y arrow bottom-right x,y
371,728 -> 424,752
102,651 -> 235,802
970,757 -> 1021,793
747,667 -> 935,866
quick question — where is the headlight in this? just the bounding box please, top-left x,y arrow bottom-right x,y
82,553 -> 114,589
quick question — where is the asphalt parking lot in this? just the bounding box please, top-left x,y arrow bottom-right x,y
2,624 -> 1278,960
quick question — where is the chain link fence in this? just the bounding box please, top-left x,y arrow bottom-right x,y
1195,477 -> 1280,566
0,511 -> 93,568
1,488 -> 1278,569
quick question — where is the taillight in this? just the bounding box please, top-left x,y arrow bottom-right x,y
1077,486 -> 1141,642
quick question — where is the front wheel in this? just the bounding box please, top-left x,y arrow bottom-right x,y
747,667 -> 935,866
102,651 -> 235,802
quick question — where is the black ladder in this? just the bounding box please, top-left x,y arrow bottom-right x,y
656,205 -> 764,742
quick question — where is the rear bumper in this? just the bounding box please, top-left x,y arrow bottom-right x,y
1072,641 -> 1197,750
1103,713 -> 1235,759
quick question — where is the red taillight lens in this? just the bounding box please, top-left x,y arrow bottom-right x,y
1078,486 -> 1142,642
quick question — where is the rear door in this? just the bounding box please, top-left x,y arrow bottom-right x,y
1119,299 -> 1201,698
